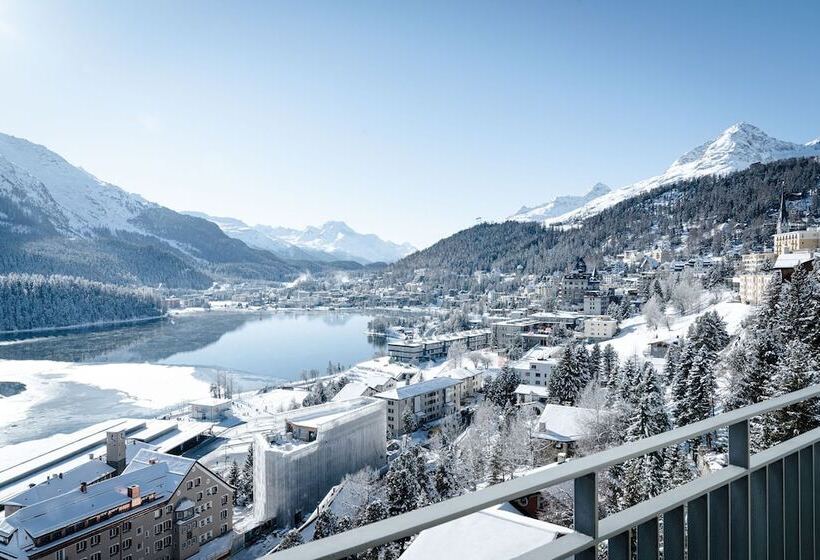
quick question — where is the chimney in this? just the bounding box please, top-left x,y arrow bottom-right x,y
80,482 -> 88,493
127,485 -> 142,507
106,430 -> 127,475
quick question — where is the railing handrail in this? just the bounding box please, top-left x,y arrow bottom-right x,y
265,383 -> 820,560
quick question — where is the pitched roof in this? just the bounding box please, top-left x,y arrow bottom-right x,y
2,461 -> 115,508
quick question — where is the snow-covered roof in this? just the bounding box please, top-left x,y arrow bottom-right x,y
535,404 -> 600,442
398,502 -> 572,560
2,461 -> 115,508
0,461 -> 184,547
375,377 -> 461,401
189,397 -> 231,407
773,251 -> 814,270
123,449 -> 195,478
514,384 -> 550,398
429,367 -> 482,381
330,381 -> 370,402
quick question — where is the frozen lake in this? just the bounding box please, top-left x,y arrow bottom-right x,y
0,311 -> 387,445
0,310 -> 386,384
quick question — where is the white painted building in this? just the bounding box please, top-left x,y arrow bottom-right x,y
253,398 -> 387,528
582,316 -> 618,340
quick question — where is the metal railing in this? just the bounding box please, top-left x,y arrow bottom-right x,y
266,384 -> 820,559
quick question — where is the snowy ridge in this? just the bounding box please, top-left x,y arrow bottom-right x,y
511,182 -> 611,222
508,123 -> 820,226
0,133 -> 152,236
188,213 -> 416,264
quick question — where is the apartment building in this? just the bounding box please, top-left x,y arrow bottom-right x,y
510,346 -> 561,387
387,329 -> 491,363
773,228 -> 820,255
253,398 -> 387,528
0,450 -> 234,560
582,316 -> 618,340
375,378 -> 461,437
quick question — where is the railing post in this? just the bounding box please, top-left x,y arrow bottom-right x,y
637,517 -> 658,560
784,453 -> 799,559
608,531 -> 631,560
750,467 -> 768,560
799,446 -> 814,558
663,505 -> 685,560
574,472 -> 597,560
769,460 -> 784,560
689,494 -> 709,559
709,485 -> 729,560
729,420 -> 750,560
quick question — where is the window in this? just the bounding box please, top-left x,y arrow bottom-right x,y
221,524 -> 228,535
136,543 -> 142,551
91,535 -> 101,546
195,477 -> 201,487
91,553 -> 102,560
163,520 -> 172,531
109,527 -> 119,538
155,540 -> 163,552
221,495 -> 228,506
123,538 -> 132,551
77,541 -> 87,553
136,527 -> 142,536
154,509 -> 162,519
197,492 -> 203,501
154,523 -> 163,535
163,536 -> 171,547
187,481 -> 194,490
109,544 -> 119,557
122,521 -> 131,533
165,505 -> 173,514
220,509 -> 228,520
209,485 -> 218,495
124,556 -> 132,560
56,549 -> 66,560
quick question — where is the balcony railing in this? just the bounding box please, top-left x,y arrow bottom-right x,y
266,383 -> 820,559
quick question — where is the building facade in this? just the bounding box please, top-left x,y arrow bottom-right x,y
375,378 -> 461,437
253,398 -> 387,528
0,450 -> 233,560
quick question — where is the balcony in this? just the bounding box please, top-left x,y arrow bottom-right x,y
267,384 -> 820,559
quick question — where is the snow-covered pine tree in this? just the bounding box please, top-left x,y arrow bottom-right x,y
277,529 -> 303,550
684,345 -> 717,444
768,339 -> 820,445
600,344 -> 619,387
548,344 -> 585,405
312,509 -> 339,540
240,446 -> 254,503
227,461 -> 240,505
589,344 -> 602,385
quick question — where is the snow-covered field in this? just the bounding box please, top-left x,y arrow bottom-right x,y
0,360 -> 212,439
600,294 -> 753,370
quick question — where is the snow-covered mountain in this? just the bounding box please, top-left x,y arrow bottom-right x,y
508,123 -> 820,226
187,213 -> 416,264
510,182 -> 611,222
0,132 -> 305,287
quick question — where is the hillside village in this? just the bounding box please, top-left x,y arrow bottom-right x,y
4,176 -> 820,559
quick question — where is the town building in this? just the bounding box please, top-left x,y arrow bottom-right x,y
253,398 -> 387,528
0,449 -> 234,560
510,346 -> 561,387
374,378 -> 461,437
582,316 -> 618,340
386,330 -> 491,363
514,384 -> 550,409
533,404 -> 601,457
188,398 -> 231,422
773,228 -> 820,255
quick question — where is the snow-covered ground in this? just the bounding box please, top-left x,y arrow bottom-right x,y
600,293 -> 753,371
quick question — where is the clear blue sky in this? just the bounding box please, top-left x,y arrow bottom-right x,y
1,1 -> 819,248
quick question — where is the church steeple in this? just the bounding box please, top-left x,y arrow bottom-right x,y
777,189 -> 790,234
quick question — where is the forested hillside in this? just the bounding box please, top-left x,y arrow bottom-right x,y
393,157 -> 820,280
0,274 -> 165,332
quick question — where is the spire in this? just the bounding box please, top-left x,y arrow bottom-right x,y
777,188 -> 790,234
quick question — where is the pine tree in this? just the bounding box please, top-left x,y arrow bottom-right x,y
589,344 -> 602,385
489,439 -> 505,484
227,461 -> 240,505
240,446 -> 254,503
600,344 -> 618,386
664,341 -> 681,386
385,446 -> 429,516
485,366 -> 520,407
671,341 -> 696,427
548,344 -> 585,405
313,509 -> 338,540
768,340 -> 819,445
685,345 -> 717,446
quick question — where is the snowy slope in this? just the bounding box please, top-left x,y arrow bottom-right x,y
0,133 -> 152,235
189,214 -> 416,264
511,182 -> 611,222
509,123 -> 820,226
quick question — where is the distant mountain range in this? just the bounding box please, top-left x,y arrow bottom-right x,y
185,213 -> 416,264
0,133 -> 366,288
508,122 -> 820,225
